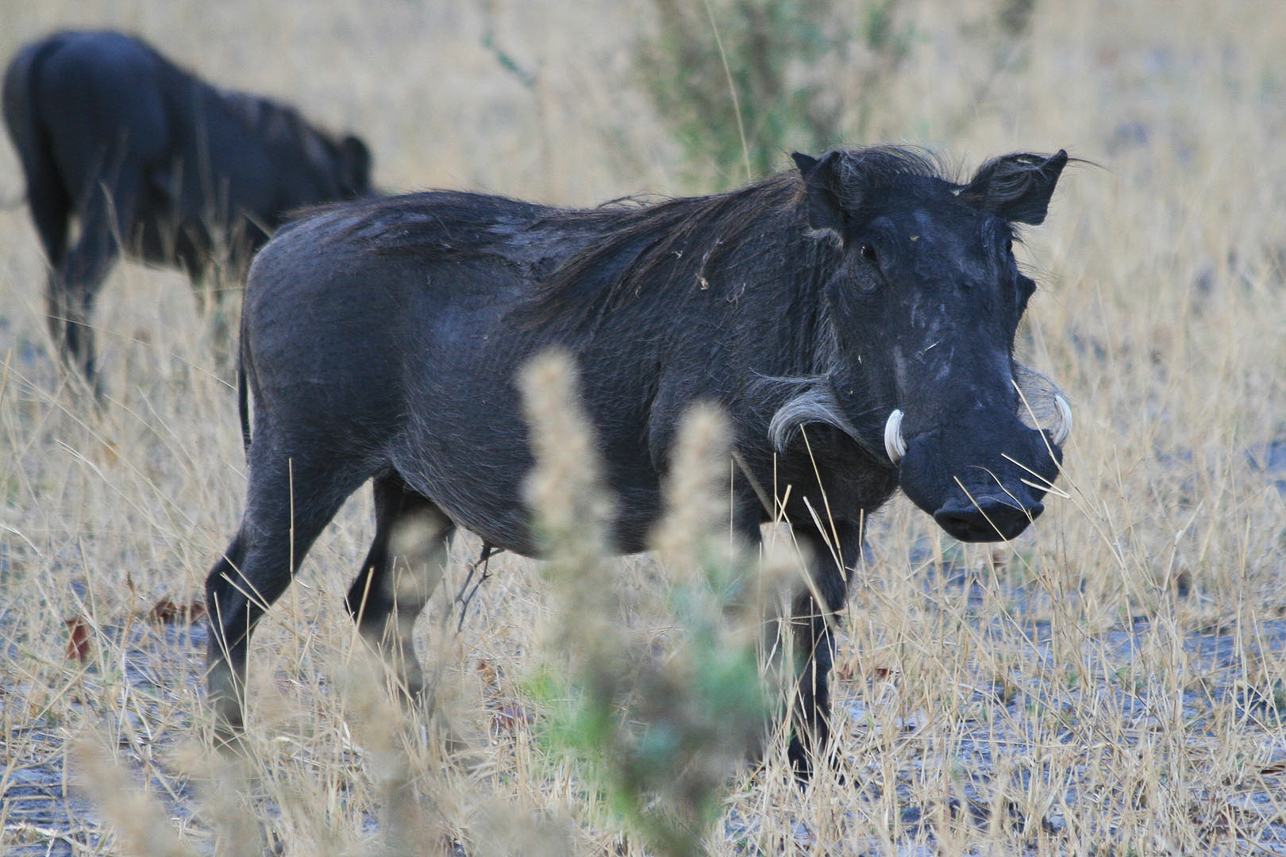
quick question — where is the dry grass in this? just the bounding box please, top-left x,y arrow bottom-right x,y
2,0 -> 1286,854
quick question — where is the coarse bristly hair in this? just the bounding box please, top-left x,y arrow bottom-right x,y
519,146 -> 948,331
292,146 -> 950,335
514,147 -> 953,457
281,146 -> 1004,463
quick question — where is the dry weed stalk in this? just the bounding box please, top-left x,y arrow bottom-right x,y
72,732 -> 199,857
653,402 -> 734,572
174,743 -> 280,857
338,653 -> 446,857
518,354 -> 773,856
516,347 -> 623,676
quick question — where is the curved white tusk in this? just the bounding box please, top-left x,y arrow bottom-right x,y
1052,394 -> 1073,447
884,409 -> 907,465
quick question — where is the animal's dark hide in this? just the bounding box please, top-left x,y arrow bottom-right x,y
206,145 -> 1070,777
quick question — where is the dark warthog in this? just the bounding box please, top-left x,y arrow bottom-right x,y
206,146 -> 1072,774
2,30 -> 373,393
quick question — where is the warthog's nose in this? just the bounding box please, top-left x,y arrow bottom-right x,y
933,494 -> 1044,542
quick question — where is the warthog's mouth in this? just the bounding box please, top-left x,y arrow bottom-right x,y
883,363 -> 1072,466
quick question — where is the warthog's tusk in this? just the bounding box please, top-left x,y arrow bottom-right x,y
884,409 -> 907,465
1052,394 -> 1072,447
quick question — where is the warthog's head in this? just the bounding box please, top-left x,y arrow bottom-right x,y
783,147 -> 1071,542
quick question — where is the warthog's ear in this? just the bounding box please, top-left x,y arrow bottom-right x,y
340,135 -> 373,196
957,150 -> 1068,225
793,150 -> 849,235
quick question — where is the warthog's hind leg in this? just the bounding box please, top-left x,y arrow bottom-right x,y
345,471 -> 454,705
204,447 -> 368,745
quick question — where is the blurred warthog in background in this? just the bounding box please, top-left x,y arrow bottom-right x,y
2,30 -> 373,392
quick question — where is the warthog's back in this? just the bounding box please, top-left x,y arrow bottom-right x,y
241,192 -> 659,552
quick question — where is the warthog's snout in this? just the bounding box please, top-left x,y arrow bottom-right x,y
932,492 -> 1045,542
886,362 -> 1071,543
896,411 -> 1064,544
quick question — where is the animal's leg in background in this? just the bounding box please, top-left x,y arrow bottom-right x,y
786,519 -> 861,779
49,167 -> 143,395
17,158 -> 82,386
346,472 -> 454,705
9,56 -> 73,359
17,140 -> 72,282
205,445 -> 367,743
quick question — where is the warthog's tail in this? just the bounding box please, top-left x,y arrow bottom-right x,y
237,356 -> 251,452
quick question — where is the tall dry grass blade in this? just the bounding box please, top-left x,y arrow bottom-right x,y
700,0 -> 751,182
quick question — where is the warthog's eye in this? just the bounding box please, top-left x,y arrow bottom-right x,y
859,242 -> 879,264
1005,238 -> 1014,255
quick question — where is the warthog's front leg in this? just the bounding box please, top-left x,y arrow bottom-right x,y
786,521 -> 860,780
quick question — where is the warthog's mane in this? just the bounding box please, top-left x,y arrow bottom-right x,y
527,146 -> 944,458
299,145 -> 948,330
112,30 -> 349,175
221,92 -> 332,166
294,147 -> 948,457
521,145 -> 946,331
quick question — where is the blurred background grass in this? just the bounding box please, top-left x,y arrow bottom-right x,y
2,0 -> 1285,854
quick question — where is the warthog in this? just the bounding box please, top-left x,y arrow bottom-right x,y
206,146 -> 1072,774
2,30 -> 373,393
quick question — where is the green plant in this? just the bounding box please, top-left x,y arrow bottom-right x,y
519,351 -> 775,856
639,0 -> 916,187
